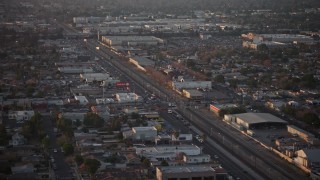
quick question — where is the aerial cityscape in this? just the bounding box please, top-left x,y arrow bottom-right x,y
0,0 -> 319,179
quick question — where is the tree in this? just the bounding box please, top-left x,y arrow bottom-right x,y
160,160 -> 169,166
214,75 -> 225,83
57,117 -> 72,131
281,105 -> 296,117
83,113 -> 105,128
218,107 -> 247,117
142,158 -> 150,167
303,112 -> 320,127
84,158 -> 101,176
0,125 -> 8,146
301,74 -> 317,89
75,155 -> 84,166
154,124 -> 162,131
131,112 -> 140,119
21,112 -> 44,141
41,136 -> 50,149
62,143 -> 74,155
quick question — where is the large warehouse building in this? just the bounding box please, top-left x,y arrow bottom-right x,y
101,36 -> 164,46
224,113 -> 288,130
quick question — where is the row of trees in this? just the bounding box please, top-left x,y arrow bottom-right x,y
281,106 -> 320,128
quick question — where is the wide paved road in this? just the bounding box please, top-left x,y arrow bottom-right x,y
42,114 -> 75,180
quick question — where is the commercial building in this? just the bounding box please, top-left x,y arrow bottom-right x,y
172,81 -> 212,92
210,104 -> 237,114
134,144 -> 202,161
242,33 -> 315,49
101,36 -> 164,46
123,126 -> 157,141
182,89 -> 203,100
115,93 -> 142,103
183,154 -> 211,164
156,165 -> 216,180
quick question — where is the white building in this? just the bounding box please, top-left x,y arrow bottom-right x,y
171,134 -> 193,142
74,95 -> 89,105
172,81 -> 212,91
115,93 -> 141,103
8,111 -> 35,123
96,98 -> 115,105
10,133 -> 26,146
183,154 -> 211,164
80,73 -> 111,83
123,126 -> 157,141
134,144 -> 202,161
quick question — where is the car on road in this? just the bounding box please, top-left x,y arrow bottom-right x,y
195,135 -> 204,143
53,164 -> 57,170
53,148 -> 58,153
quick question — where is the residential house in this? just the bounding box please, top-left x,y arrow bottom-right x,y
10,132 -> 27,146
8,111 -> 35,123
11,163 -> 35,174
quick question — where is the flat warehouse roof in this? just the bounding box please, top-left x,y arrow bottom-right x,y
235,113 -> 288,125
160,165 -> 215,173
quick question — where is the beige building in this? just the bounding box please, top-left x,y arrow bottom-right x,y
182,89 -> 203,100
294,149 -> 320,170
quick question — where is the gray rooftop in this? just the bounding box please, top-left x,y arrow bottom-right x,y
160,165 -> 215,173
235,113 -> 288,125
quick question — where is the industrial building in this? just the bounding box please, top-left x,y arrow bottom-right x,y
294,149 -> 320,173
224,113 -> 288,130
287,125 -> 315,142
101,36 -> 164,46
129,56 -> 155,72
242,33 -> 315,49
156,165 -> 216,180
